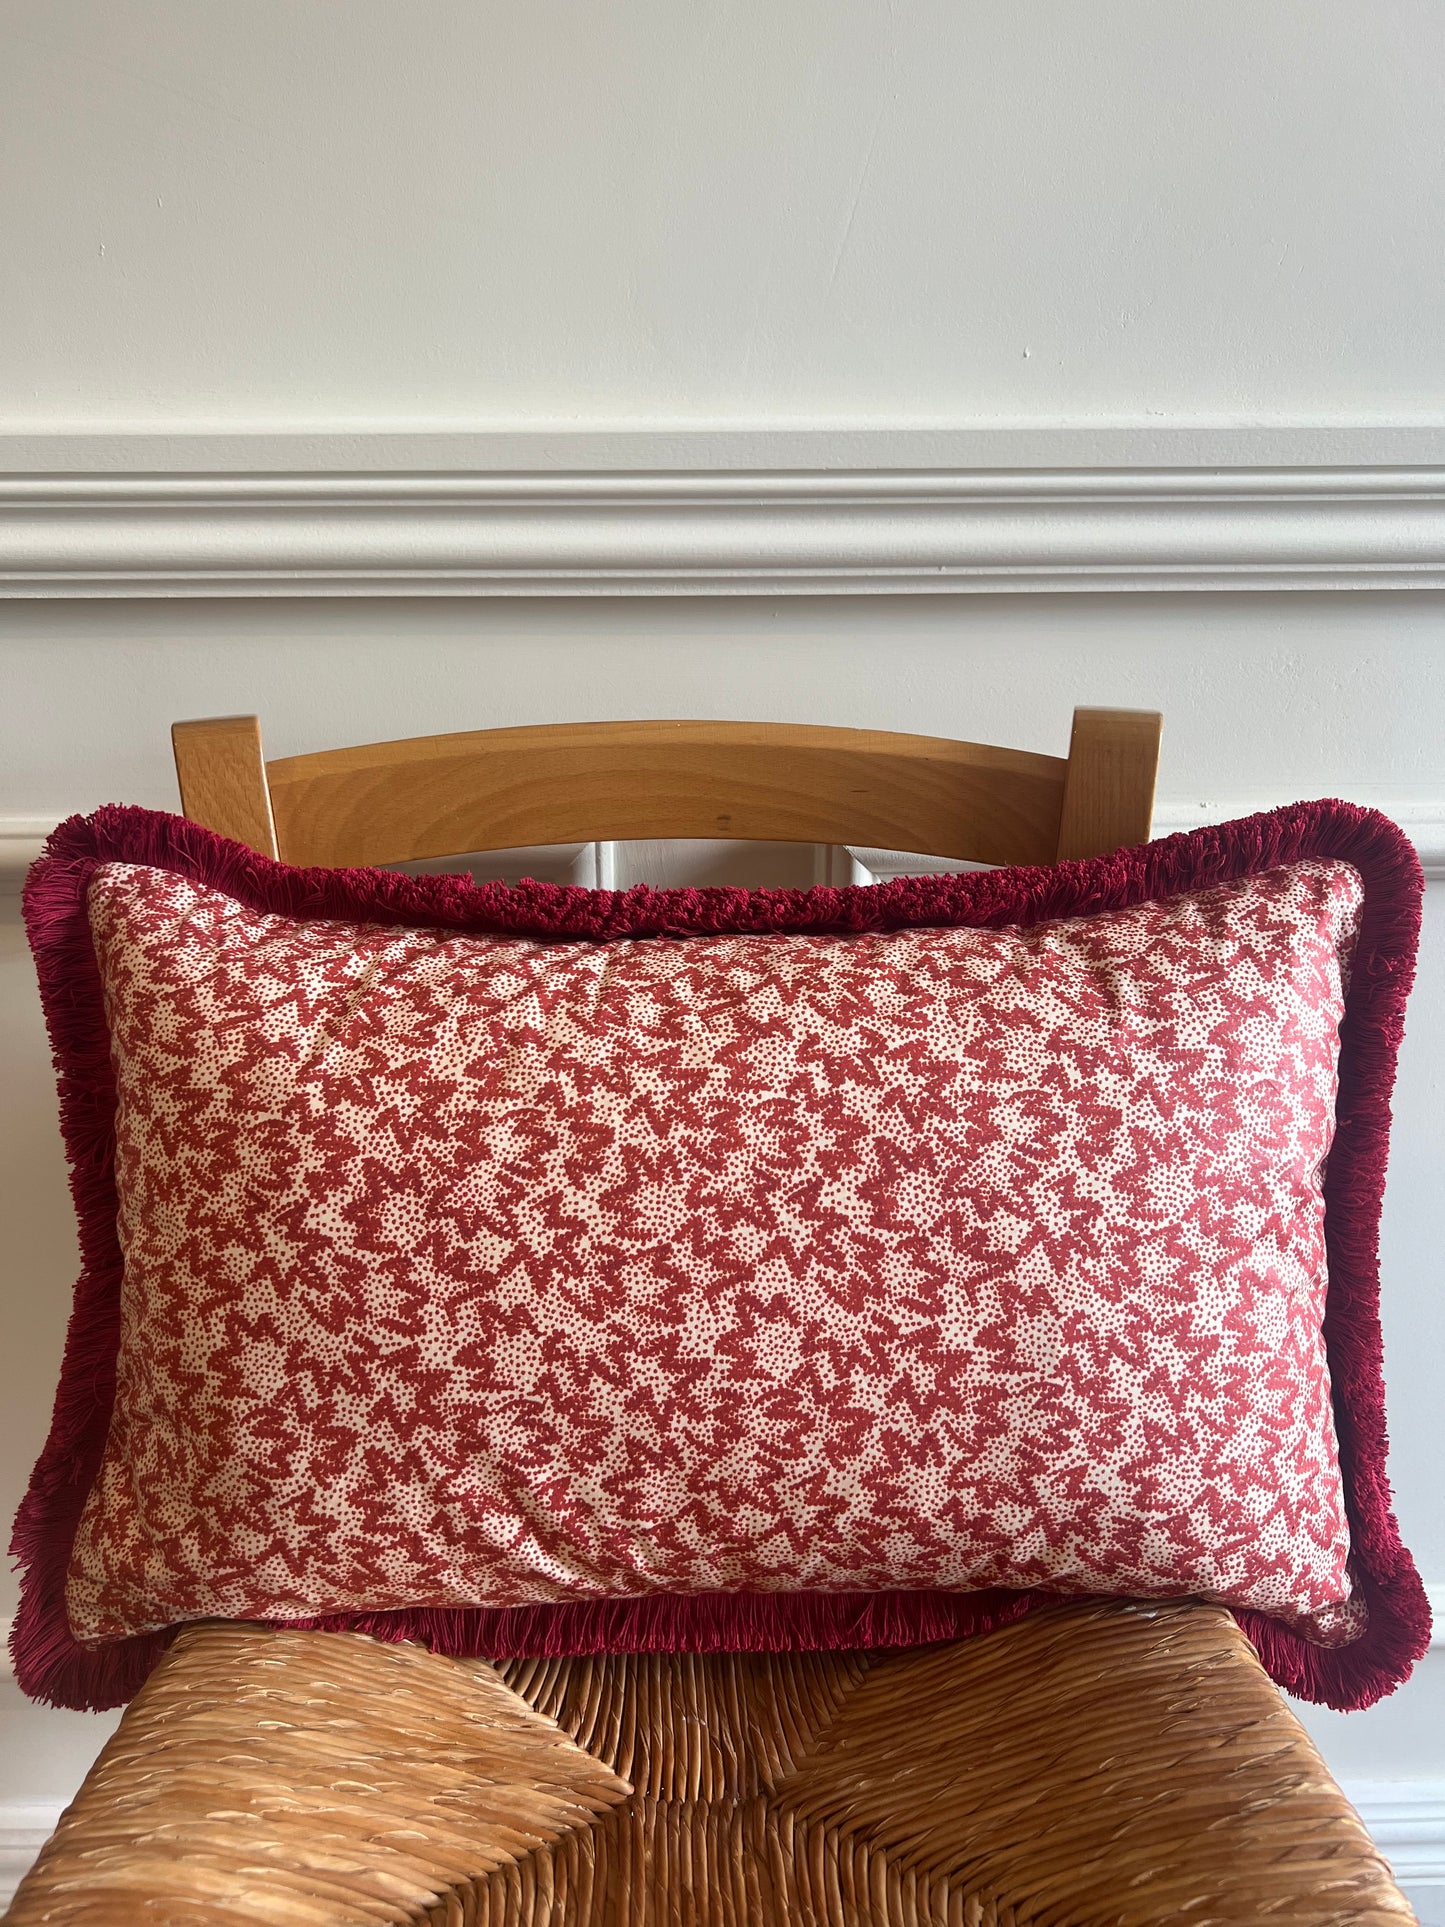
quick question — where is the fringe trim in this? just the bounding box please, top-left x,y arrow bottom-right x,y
289,1586 -> 1044,1662
10,800 -> 1432,1713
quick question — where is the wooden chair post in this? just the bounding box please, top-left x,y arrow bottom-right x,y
171,715 -> 279,858
1055,707 -> 1162,861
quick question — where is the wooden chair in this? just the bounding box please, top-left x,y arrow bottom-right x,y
9,709 -> 1418,1927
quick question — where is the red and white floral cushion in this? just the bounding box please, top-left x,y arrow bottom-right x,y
11,804 -> 1432,1711
76,852 -> 1363,1642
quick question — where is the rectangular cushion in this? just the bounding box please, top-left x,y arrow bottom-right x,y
11,801 -> 1431,1711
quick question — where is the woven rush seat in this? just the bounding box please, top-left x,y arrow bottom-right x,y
6,1600 -> 1414,1925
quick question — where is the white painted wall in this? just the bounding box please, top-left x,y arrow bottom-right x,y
4,0 -> 1445,1910
3,0 -> 1445,431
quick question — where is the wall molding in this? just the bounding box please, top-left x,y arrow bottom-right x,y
0,1804 -> 64,1911
851,803 -> 1445,882
7,425 -> 1445,474
1344,1783 -> 1445,1902
1153,799 -> 1445,875
0,817 -> 63,893
5,453 -> 1445,597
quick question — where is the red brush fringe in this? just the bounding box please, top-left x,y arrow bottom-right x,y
10,800 -> 1433,1712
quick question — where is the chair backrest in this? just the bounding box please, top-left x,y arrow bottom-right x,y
170,708 -> 1161,870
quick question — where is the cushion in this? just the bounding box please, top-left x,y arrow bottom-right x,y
11,802 -> 1431,1712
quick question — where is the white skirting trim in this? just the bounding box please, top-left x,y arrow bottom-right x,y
0,823 -> 601,892
4,458 -> 1445,597
1152,798 -> 1445,876
0,818 -> 53,889
849,803 -> 1445,884
1346,1784 -> 1445,1898
0,1805 -> 65,1911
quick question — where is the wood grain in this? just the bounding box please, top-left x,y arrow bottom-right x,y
172,716 -> 279,858
1054,707 -> 1162,861
172,712 -> 1162,873
261,720 -> 1072,870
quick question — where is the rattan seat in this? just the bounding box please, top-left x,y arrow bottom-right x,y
8,1601 -> 1413,1925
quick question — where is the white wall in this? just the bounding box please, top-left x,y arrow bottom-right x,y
2,0 -> 1444,430
3,0 -> 1444,1913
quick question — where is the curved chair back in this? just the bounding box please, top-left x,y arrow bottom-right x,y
171,709 -> 1162,869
